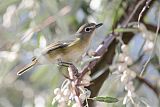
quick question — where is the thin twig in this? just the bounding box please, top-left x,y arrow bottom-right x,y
123,0 -> 145,27
138,0 -> 152,27
140,8 -> 160,77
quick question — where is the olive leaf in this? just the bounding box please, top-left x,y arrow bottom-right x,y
90,96 -> 118,103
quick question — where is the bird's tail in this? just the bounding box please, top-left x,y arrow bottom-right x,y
17,57 -> 38,75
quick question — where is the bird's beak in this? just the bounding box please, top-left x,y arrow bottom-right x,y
95,23 -> 103,28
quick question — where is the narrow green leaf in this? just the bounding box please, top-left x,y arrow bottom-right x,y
90,96 -> 118,103
107,28 -> 138,34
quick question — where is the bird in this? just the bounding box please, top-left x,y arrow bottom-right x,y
17,23 -> 103,75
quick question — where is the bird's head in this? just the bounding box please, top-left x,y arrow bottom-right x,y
76,23 -> 103,38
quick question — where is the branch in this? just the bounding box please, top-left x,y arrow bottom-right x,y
85,0 -> 155,106
79,34 -> 116,79
68,65 -> 83,107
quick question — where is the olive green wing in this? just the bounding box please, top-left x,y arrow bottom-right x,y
42,38 -> 80,54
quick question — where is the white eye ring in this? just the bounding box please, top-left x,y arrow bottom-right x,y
85,27 -> 91,32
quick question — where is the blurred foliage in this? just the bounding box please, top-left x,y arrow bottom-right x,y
0,0 -> 159,107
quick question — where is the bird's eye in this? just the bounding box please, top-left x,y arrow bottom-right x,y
85,27 -> 91,32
